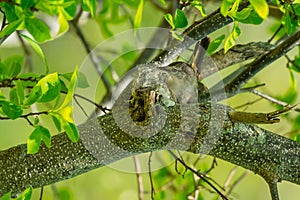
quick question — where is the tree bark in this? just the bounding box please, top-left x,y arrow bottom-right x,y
0,104 -> 299,197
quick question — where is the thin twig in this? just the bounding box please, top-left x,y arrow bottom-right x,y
39,187 -> 44,200
225,170 -> 249,197
0,111 -> 48,120
251,90 -> 295,109
168,150 -> 228,200
133,155 -> 144,200
148,152 -> 155,200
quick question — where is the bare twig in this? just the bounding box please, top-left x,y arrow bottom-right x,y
133,155 -> 144,200
251,90 -> 295,109
148,152 -> 155,200
168,150 -> 228,200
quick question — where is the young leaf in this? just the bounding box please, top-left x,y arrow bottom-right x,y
164,13 -> 175,29
57,10 -> 69,35
37,73 -> 60,103
224,21 -> 241,53
221,0 -> 233,16
20,34 -> 49,73
16,187 -> 32,200
61,72 -> 89,88
27,126 -> 51,154
24,84 -> 42,105
58,67 -> 78,109
21,0 -> 36,9
2,55 -> 23,77
51,112 -> 79,142
239,10 -> 263,25
27,127 -> 42,154
0,100 -> 23,119
24,18 -> 51,43
0,191 -> 11,200
0,18 -> 23,39
191,1 -> 206,16
249,0 -> 269,20
82,0 -> 97,18
134,0 -> 144,29
207,34 -> 226,54
174,9 -> 188,28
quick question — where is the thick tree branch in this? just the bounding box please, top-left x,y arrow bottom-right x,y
0,104 -> 299,197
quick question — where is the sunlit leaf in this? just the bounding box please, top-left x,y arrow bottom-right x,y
239,10 -> 263,25
207,34 -> 225,54
24,84 -> 42,105
174,9 -> 188,28
191,1 -> 206,16
57,10 -> 69,35
0,18 -> 23,39
164,13 -> 175,29
27,127 -> 42,154
58,67 -> 78,109
134,0 -> 144,29
16,187 -> 32,200
20,34 -> 49,73
27,126 -> 51,154
249,0 -> 269,19
51,112 -> 79,142
0,191 -> 11,200
221,0 -> 233,16
82,0 -> 97,18
25,18 -> 51,43
37,73 -> 60,103
61,71 -> 89,88
224,21 -> 241,53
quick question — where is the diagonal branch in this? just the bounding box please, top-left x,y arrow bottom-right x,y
0,104 -> 299,197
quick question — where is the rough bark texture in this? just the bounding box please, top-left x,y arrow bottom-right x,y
0,104 -> 299,197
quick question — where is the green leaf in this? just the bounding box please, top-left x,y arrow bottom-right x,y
57,10 -> 70,35
38,73 -> 61,103
224,21 -> 241,53
249,0 -> 269,19
207,34 -> 225,54
227,0 -> 240,17
239,10 -> 263,25
16,187 -> 32,200
0,18 -> 23,39
25,18 -> 51,43
41,127 -> 51,148
51,115 -> 62,132
24,84 -> 42,105
63,121 -> 79,142
51,112 -> 79,142
234,7 -> 252,20
20,34 -> 49,73
27,126 -> 51,154
2,55 -> 23,77
21,0 -> 37,9
3,3 -> 19,22
191,1 -> 206,16
294,134 -> 300,143
134,0 -> 144,29
174,9 -> 188,28
61,71 -> 89,88
0,191 -> 11,200
1,101 -> 23,119
164,13 -> 175,29
82,0 -> 97,18
221,0 -> 233,16
58,67 -> 78,109
171,31 -> 184,41
9,82 -> 24,106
